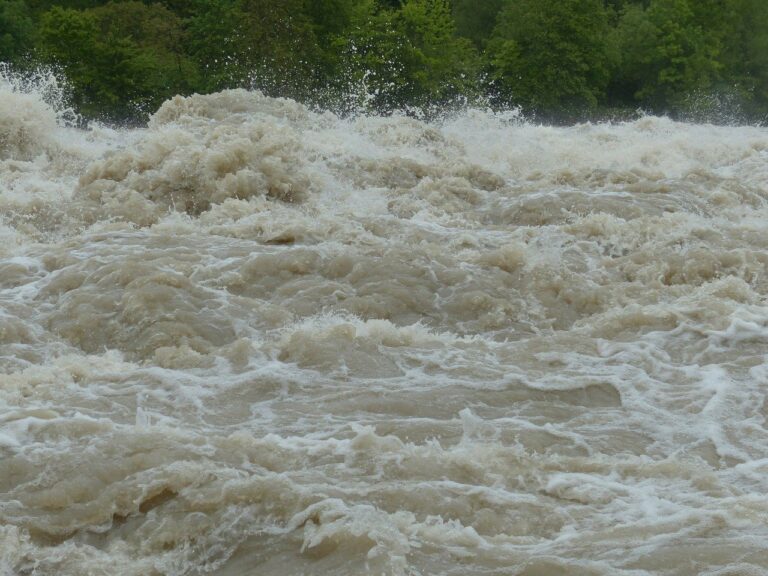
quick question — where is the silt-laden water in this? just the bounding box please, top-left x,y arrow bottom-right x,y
2,81 -> 768,575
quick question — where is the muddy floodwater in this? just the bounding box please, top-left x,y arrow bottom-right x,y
2,81 -> 768,576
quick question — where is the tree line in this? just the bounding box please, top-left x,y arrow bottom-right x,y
2,0 -> 767,123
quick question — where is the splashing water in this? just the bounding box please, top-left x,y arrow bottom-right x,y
2,75 -> 768,576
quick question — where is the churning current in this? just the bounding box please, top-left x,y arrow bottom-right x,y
2,79 -> 768,576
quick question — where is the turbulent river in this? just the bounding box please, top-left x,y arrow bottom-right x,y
2,78 -> 768,576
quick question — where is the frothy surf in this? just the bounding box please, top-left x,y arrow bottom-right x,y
2,76 -> 768,576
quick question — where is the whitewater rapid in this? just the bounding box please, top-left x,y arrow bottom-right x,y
2,79 -> 768,576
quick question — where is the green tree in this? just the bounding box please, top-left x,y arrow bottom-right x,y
13,0 -> 768,123
342,0 -> 479,112
614,0 -> 720,110
38,3 -> 196,120
339,8 -> 418,111
25,0 -> 110,15
93,1 -> 197,96
304,0 -> 360,41
397,0 -> 479,105
451,0 -> 503,47
188,0 -> 358,101
0,0 -> 35,63
715,0 -> 768,118
185,0 -> 247,92
37,7 -> 101,100
236,0 -> 322,100
486,0 -> 614,115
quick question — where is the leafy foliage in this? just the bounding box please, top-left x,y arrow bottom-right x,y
450,0 -> 503,48
615,0 -> 720,108
486,0 -> 614,116
37,2 -> 195,119
2,0 -> 766,122
0,0 -> 35,63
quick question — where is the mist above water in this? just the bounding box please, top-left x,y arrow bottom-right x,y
2,74 -> 768,576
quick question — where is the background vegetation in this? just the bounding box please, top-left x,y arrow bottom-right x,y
2,0 -> 767,123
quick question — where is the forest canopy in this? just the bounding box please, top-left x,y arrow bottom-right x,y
2,0 -> 767,123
